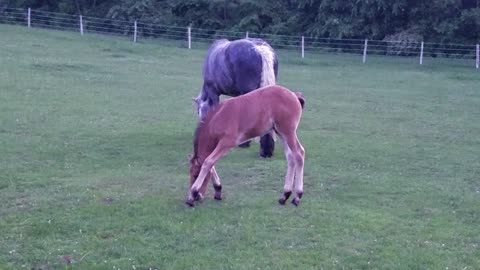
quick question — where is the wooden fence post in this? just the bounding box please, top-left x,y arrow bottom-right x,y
476,44 -> 479,69
79,15 -> 84,35
301,36 -> 305,59
133,20 -> 137,43
187,26 -> 191,49
419,42 -> 424,65
362,39 -> 368,63
27,8 -> 31,27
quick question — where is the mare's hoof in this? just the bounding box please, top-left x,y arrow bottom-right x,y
260,152 -> 273,158
278,197 -> 287,205
214,194 -> 222,201
238,141 -> 251,148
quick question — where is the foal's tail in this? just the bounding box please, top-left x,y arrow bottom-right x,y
295,91 -> 305,109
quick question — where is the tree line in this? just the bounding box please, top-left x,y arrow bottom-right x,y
3,0 -> 480,43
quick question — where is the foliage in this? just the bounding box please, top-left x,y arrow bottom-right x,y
3,0 -> 479,44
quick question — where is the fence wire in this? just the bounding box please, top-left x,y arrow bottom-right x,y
1,8 -> 478,64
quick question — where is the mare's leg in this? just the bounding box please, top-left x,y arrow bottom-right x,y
186,142 -> 233,206
278,134 -> 296,205
291,135 -> 305,206
210,166 -> 222,200
238,141 -> 251,148
259,132 -> 275,158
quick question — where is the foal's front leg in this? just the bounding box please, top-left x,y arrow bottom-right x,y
186,143 -> 231,206
210,166 -> 222,200
194,167 -> 221,202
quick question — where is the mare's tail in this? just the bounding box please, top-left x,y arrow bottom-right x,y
254,42 -> 277,158
255,44 -> 276,87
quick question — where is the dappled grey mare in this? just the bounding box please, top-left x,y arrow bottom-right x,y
193,38 -> 279,158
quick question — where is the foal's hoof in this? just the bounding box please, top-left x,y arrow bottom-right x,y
213,185 -> 222,200
185,199 -> 195,207
192,190 -> 201,200
278,191 -> 292,205
194,193 -> 204,201
291,198 -> 301,207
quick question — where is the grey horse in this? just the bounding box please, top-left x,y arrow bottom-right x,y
193,38 -> 279,157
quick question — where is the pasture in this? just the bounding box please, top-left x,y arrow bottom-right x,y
1,24 -> 479,269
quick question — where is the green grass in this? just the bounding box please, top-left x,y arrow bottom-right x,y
1,24 -> 479,269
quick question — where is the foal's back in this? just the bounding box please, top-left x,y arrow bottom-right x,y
208,85 -> 303,141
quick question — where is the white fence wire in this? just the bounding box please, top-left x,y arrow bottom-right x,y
1,7 -> 479,68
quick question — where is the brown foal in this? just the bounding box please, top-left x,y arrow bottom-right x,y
187,85 -> 305,207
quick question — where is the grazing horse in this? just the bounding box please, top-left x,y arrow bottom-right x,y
187,85 -> 306,207
193,38 -> 279,158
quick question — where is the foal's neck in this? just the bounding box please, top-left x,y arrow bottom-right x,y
193,117 -> 217,165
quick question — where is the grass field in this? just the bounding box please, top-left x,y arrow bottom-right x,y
1,24 -> 479,269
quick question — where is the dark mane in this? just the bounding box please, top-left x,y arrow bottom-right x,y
192,103 -> 224,161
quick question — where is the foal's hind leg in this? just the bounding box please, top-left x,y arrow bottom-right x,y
278,135 -> 295,205
291,135 -> 305,206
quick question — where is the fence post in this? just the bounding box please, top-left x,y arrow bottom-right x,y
246,31 -> 249,39
187,26 -> 191,49
27,8 -> 31,27
301,36 -> 305,59
133,20 -> 137,43
419,41 -> 424,65
476,44 -> 479,69
79,15 -> 84,35
362,39 -> 368,63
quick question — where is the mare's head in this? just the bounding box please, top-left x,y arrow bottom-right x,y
193,96 -> 211,120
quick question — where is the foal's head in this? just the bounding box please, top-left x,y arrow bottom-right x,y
189,156 -> 202,187
189,155 -> 212,195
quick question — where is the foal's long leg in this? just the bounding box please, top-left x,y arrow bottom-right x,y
210,166 -> 222,200
278,134 -> 296,205
196,177 -> 209,201
291,135 -> 305,206
194,167 -> 221,202
187,143 -> 232,205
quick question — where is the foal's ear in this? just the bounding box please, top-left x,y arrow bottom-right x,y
192,97 -> 199,105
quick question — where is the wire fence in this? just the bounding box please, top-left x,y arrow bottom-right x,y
1,7 -> 479,68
